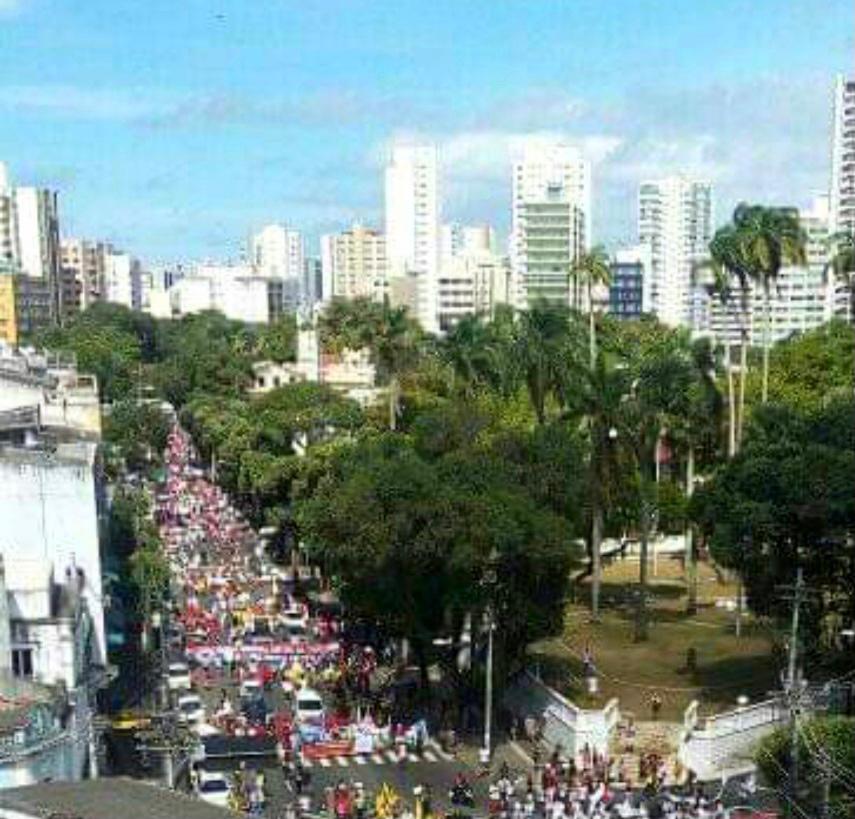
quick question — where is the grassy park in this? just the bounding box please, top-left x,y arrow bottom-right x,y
528,555 -> 780,721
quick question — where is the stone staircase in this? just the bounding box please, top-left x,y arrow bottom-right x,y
609,715 -> 685,786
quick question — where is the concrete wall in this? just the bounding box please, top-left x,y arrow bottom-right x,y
0,448 -> 104,665
503,671 -> 620,757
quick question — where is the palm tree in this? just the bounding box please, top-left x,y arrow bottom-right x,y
694,260 -> 738,457
441,314 -> 495,396
825,230 -> 855,390
570,246 -> 612,370
515,303 -> 577,424
731,205 -> 807,403
707,222 -> 754,451
577,357 -> 631,622
373,302 -> 421,431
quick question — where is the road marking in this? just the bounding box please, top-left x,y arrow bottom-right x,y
354,755 -> 368,765
319,758 -> 332,768
371,753 -> 385,765
384,750 -> 399,763
335,756 -> 349,767
301,758 -> 313,769
407,753 -> 419,762
423,750 -> 438,762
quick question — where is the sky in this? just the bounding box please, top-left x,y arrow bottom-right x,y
0,0 -> 853,262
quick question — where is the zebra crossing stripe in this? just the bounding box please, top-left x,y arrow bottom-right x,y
427,740 -> 454,761
354,755 -> 368,765
301,758 -> 313,769
319,758 -> 332,768
423,750 -> 438,762
335,756 -> 349,767
371,753 -> 385,765
384,750 -> 399,763
407,753 -> 419,762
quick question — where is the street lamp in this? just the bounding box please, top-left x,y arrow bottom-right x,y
481,547 -> 499,765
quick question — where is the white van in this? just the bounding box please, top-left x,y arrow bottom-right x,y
294,687 -> 325,723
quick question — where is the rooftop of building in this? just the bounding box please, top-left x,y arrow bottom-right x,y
0,778 -> 232,819
0,439 -> 96,467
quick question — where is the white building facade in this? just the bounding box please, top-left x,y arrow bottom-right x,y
13,187 -> 61,322
638,176 -> 713,328
250,224 -> 304,311
104,251 -> 142,311
511,141 -> 591,308
321,224 -> 388,303
385,144 -> 440,332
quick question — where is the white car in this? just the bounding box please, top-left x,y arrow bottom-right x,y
177,693 -> 206,726
294,687 -> 325,723
167,662 -> 192,691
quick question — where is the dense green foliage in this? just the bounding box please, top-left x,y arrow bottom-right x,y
108,487 -> 170,622
35,283 -> 855,674
756,716 -> 855,817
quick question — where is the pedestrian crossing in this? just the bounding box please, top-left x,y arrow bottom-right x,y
302,744 -> 453,769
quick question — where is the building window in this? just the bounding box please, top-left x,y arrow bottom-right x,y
12,648 -> 33,678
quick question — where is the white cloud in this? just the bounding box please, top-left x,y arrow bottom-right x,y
0,0 -> 21,14
0,86 -> 165,119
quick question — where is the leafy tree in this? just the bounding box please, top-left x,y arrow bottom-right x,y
153,311 -> 255,407
296,434 -> 579,686
752,319 -> 854,414
37,319 -> 142,402
692,399 -> 855,654
826,230 -> 855,392
103,399 -> 170,475
255,314 -> 298,363
756,716 -> 855,818
320,298 -> 423,431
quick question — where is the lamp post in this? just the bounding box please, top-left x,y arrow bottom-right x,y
481,548 -> 499,764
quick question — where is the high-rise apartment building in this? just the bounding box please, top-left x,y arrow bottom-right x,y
13,187 -> 61,322
0,163 -> 19,270
638,176 -> 713,328
609,245 -> 652,321
60,239 -> 111,319
321,224 -> 388,303
511,141 -> 591,308
385,144 -> 440,332
250,224 -> 304,313
104,251 -> 142,311
830,75 -> 855,237
829,75 -> 855,322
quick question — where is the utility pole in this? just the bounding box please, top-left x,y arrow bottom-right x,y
483,606 -> 494,761
786,568 -> 804,816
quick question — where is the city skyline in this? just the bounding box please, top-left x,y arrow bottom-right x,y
1,0 -> 853,262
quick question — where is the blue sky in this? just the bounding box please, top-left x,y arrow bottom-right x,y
0,0 -> 852,261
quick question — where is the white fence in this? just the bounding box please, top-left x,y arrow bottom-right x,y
503,671 -> 620,757
679,696 -> 788,780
